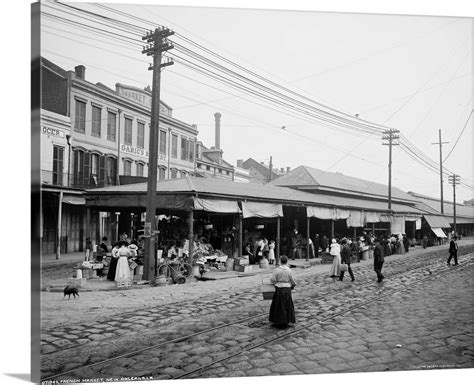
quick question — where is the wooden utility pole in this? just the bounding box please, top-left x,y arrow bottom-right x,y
382,129 -> 400,211
448,174 -> 460,235
431,130 -> 449,213
142,27 -> 174,281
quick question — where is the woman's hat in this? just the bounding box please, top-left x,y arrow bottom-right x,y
129,244 -> 138,251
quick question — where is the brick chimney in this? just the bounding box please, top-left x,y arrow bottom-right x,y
214,112 -> 221,150
75,65 -> 85,79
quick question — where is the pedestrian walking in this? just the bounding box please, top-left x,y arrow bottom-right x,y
403,234 -> 410,253
106,242 -> 120,281
269,255 -> 296,328
328,238 -> 341,278
339,238 -> 355,282
373,238 -> 385,282
447,235 -> 459,265
115,241 -> 132,282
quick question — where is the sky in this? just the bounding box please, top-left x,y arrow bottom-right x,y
0,2 -> 472,385
38,0 -> 474,202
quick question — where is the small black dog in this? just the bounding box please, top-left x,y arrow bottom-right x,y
63,286 -> 79,299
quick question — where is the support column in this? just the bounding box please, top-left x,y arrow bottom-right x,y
56,191 -> 63,260
188,210 -> 194,266
86,207 -> 91,260
331,220 -> 335,239
372,223 -> 375,234
115,212 -> 120,242
276,216 -> 281,266
306,216 -> 310,261
353,227 -> 357,240
238,214 -> 243,259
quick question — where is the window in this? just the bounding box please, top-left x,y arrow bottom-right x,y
107,111 -> 116,141
171,134 -> 178,158
73,149 -> 90,187
171,169 -> 177,179
123,160 -> 132,176
180,170 -> 187,178
159,130 -> 167,155
106,157 -> 116,185
52,145 -> 64,186
137,122 -> 145,148
226,170 -> 230,175
91,105 -> 101,137
74,99 -> 86,133
136,162 -> 144,177
189,140 -> 194,162
158,167 -> 166,180
218,169 -> 222,174
206,165 -> 211,171
181,137 -> 188,161
124,117 -> 133,145
196,143 -> 202,159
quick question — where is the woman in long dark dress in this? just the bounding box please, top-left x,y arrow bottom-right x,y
269,255 -> 296,328
107,242 -> 121,281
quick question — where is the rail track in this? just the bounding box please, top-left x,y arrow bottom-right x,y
41,251 -> 473,383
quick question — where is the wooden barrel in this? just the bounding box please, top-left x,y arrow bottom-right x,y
155,275 -> 167,286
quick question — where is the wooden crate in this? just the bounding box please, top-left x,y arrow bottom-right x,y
234,265 -> 252,273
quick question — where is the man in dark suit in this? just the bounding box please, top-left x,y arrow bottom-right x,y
447,235 -> 459,265
339,238 -> 355,282
373,238 -> 385,282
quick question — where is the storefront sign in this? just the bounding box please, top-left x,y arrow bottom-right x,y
116,84 -> 171,116
42,126 -> 65,138
121,144 -> 149,158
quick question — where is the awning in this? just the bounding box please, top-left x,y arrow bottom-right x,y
424,215 -> 450,228
193,198 -> 241,213
432,227 -> 447,238
241,202 -> 283,218
307,206 -> 334,219
346,210 -> 364,227
62,194 -> 85,205
364,212 -> 380,223
335,208 -> 350,219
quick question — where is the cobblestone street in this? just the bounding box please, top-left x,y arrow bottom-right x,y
40,242 -> 474,383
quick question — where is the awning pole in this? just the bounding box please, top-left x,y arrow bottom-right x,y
276,216 -> 281,266
56,191 -> 63,260
331,220 -> 335,239
238,214 -> 243,259
188,210 -> 194,266
306,216 -> 310,261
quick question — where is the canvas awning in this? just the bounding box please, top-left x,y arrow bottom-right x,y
432,227 -> 447,238
62,194 -> 85,205
241,202 -> 283,218
193,198 -> 241,213
346,210 -> 364,227
364,212 -> 380,223
307,206 -> 334,220
424,215 -> 451,228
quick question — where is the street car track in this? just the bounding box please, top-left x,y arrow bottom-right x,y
41,252 -> 472,382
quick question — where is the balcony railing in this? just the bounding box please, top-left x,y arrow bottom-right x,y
41,170 -> 117,189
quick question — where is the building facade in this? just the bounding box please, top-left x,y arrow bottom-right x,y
40,57 -> 198,255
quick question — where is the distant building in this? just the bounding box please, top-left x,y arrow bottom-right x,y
239,158 -> 286,183
464,198 -> 474,207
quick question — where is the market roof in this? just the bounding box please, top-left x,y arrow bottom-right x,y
408,191 -> 474,220
424,215 -> 451,228
86,176 -> 424,215
270,165 -> 417,203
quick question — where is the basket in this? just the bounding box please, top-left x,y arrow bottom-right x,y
340,264 -> 348,272
261,278 -> 275,300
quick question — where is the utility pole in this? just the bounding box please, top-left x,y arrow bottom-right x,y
431,130 -> 449,213
268,155 -> 273,182
448,174 -> 460,235
142,27 -> 174,281
382,129 -> 400,211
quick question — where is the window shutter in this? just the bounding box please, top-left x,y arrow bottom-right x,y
83,151 -> 91,187
99,155 -> 106,186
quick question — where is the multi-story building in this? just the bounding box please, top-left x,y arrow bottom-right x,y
40,57 -> 198,255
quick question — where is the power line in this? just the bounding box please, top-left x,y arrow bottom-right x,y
443,110 -> 474,163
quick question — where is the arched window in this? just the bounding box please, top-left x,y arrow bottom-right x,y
123,159 -> 132,176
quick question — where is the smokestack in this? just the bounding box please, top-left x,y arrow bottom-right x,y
237,159 -> 243,168
75,65 -> 85,79
214,112 -> 221,150
286,166 -> 291,173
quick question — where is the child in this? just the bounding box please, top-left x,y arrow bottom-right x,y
268,240 -> 276,264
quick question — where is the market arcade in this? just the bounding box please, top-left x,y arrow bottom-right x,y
84,176 -> 425,280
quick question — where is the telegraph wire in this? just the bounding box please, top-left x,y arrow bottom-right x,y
443,110 -> 474,163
